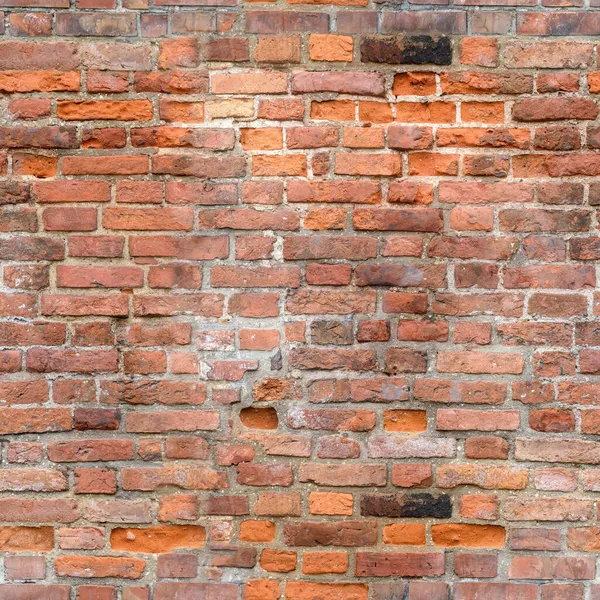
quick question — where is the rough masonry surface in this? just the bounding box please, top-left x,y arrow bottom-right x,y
0,1 -> 600,599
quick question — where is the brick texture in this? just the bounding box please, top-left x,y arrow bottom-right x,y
0,0 -> 600,597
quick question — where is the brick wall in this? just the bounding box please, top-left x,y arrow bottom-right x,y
1,1 -> 600,599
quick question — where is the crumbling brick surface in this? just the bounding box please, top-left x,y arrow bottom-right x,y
1,1 -> 600,598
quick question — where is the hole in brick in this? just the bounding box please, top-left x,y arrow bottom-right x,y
240,407 -> 278,430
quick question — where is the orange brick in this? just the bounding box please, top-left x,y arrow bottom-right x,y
309,34 -> 353,62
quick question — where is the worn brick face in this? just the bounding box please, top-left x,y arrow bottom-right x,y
0,1 -> 599,597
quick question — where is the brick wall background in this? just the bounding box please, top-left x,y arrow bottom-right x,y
2,1 -> 600,599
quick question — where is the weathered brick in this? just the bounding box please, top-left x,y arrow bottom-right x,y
361,36 -> 452,65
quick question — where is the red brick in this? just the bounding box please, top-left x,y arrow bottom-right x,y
454,583 -> 538,600
356,552 -> 444,577
255,35 -> 301,63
